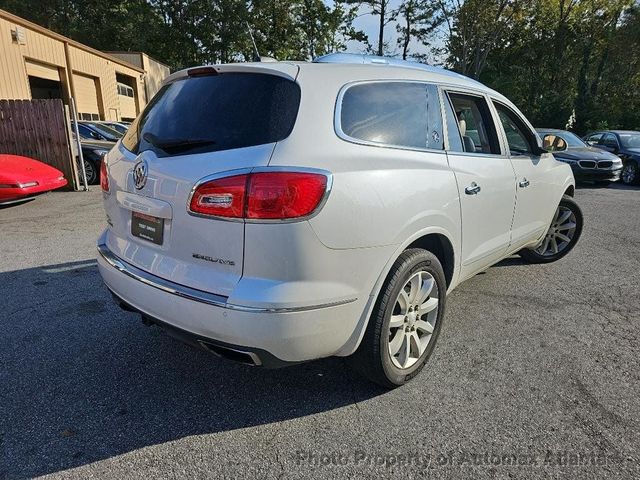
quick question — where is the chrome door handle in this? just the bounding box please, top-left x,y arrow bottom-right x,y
465,182 -> 481,195
519,178 -> 530,188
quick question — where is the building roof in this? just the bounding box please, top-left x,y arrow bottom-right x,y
0,9 -> 145,73
104,51 -> 171,70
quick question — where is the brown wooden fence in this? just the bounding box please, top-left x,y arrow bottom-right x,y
0,99 -> 75,189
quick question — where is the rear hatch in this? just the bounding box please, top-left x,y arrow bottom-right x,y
102,64 -> 300,297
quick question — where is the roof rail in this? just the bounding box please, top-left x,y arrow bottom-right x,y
313,53 -> 480,85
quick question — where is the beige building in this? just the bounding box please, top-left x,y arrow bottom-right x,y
106,51 -> 171,107
0,9 -> 169,122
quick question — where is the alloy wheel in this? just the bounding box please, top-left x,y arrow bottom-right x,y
535,206 -> 577,256
83,160 -> 96,184
622,164 -> 636,184
388,270 -> 439,369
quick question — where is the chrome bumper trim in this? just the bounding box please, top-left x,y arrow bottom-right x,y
97,241 -> 357,313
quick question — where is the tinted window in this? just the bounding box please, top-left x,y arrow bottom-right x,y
122,73 -> 301,157
88,123 -> 122,139
77,124 -> 99,140
340,82 -> 443,150
619,133 -> 640,148
447,93 -> 500,154
553,131 -> 586,148
494,103 -> 535,155
586,133 -> 603,145
602,134 -> 618,148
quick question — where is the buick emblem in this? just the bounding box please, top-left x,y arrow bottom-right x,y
133,160 -> 148,190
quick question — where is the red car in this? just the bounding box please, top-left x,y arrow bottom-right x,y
0,154 -> 67,205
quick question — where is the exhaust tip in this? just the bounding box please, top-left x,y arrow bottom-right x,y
198,341 -> 262,366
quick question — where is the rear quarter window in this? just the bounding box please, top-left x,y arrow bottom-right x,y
122,72 -> 301,157
338,81 -> 444,151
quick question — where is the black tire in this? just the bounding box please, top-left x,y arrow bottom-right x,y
519,195 -> 583,264
621,161 -> 639,185
349,248 -> 446,388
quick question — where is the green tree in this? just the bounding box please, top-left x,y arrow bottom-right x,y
346,0 -> 396,55
443,0 -> 526,79
395,0 -> 443,60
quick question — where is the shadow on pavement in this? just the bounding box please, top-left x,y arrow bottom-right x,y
0,260 -> 385,478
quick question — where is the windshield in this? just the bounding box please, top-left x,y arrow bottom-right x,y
88,123 -> 123,139
618,133 -> 640,149
122,72 -> 301,157
558,131 -> 587,147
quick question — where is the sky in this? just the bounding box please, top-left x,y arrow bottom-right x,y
333,0 -> 447,64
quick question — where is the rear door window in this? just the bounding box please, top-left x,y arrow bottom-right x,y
445,92 -> 501,154
339,82 -> 444,150
122,72 -> 301,157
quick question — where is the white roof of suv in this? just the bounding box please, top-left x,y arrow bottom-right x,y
163,53 -> 506,101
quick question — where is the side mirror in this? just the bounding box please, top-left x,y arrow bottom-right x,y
542,134 -> 567,152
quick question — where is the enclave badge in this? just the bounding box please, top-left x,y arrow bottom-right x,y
192,253 -> 235,266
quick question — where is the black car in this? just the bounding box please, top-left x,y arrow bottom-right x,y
537,128 -> 623,184
73,122 -> 121,143
78,140 -> 112,184
584,130 -> 640,185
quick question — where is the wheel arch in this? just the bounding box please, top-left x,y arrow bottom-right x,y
335,227 -> 459,357
405,233 -> 455,289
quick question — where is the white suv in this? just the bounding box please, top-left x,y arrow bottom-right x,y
97,53 -> 582,387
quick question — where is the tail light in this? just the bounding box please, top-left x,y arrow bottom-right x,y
189,170 -> 329,220
189,174 -> 248,218
100,157 -> 109,192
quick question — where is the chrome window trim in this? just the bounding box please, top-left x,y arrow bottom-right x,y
334,79 -> 447,155
186,166 -> 334,224
98,241 -> 356,312
442,89 -> 509,158
490,99 -> 539,157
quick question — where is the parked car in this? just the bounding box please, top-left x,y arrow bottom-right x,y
537,128 -> 622,184
73,122 -> 120,142
97,121 -> 130,136
96,53 -> 582,388
0,154 -> 67,205
584,130 -> 640,185
78,139 -> 112,185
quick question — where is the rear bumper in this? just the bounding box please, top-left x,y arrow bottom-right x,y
97,238 -> 362,364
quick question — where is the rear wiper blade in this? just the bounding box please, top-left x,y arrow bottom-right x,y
142,132 -> 216,153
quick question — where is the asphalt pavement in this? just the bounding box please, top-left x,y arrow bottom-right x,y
0,184 -> 638,479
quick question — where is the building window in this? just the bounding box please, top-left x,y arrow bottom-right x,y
117,83 -> 134,98
78,112 -> 100,121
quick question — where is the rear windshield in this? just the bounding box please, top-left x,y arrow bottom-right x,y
122,72 -> 301,157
